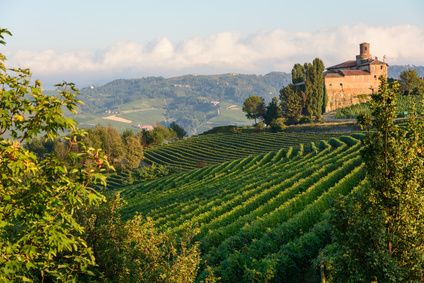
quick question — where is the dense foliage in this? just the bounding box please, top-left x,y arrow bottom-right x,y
0,29 -> 201,282
325,77 -> 424,281
75,194 -> 202,282
279,59 -> 326,124
241,95 -> 266,123
398,68 -> 424,96
0,29 -> 111,281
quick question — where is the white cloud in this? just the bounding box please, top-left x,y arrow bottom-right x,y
5,23 -> 424,88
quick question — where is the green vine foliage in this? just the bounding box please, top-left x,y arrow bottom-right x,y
0,29 -> 112,282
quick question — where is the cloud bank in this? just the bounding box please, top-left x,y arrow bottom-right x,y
5,23 -> 424,88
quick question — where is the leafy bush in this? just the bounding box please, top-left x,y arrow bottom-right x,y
299,116 -> 313,124
255,121 -> 266,131
270,118 -> 286,132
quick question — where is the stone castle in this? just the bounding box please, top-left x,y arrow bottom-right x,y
323,42 -> 388,112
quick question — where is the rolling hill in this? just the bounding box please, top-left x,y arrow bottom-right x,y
115,131 -> 366,282
143,131 -> 354,171
67,72 -> 291,135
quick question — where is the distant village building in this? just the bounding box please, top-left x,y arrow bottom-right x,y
134,125 -> 154,131
324,42 -> 388,112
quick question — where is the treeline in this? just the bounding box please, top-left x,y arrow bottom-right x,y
25,122 -> 186,170
280,58 -> 327,124
242,58 -> 327,126
388,65 -> 424,79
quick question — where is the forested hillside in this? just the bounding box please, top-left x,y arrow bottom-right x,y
79,72 -> 290,111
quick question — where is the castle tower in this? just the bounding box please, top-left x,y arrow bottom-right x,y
359,42 -> 371,60
356,42 -> 372,65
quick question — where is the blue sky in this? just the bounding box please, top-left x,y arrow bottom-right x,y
2,0 -> 424,88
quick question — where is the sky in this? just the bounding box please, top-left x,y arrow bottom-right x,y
2,0 -> 424,89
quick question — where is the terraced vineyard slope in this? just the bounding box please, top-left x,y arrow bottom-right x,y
143,131 -> 353,170
120,133 -> 366,282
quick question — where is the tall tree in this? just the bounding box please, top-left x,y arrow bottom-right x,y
322,84 -> 329,114
291,63 -> 304,84
398,68 -> 424,95
169,121 -> 187,139
325,76 -> 424,281
280,84 -> 303,124
242,95 -> 266,124
123,134 -> 143,169
310,58 -> 325,119
106,124 -> 125,166
286,59 -> 325,120
263,97 -> 282,125
303,62 -> 314,117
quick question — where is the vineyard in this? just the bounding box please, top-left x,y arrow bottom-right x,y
119,132 -> 366,282
335,94 -> 424,119
143,131 -> 353,170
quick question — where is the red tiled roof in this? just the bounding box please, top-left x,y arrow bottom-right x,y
369,59 -> 389,66
327,60 -> 357,70
339,70 -> 370,76
323,72 -> 343,78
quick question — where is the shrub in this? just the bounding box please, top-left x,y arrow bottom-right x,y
270,118 -> 286,132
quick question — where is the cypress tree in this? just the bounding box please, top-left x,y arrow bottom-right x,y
311,58 -> 325,119
280,84 -> 303,124
291,63 -> 304,84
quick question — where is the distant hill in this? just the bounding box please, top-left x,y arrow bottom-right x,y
388,65 -> 424,79
71,72 -> 291,135
78,72 -> 291,113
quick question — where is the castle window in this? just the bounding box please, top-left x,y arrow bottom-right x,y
374,75 -> 377,79
381,65 -> 383,69
329,84 -> 332,86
